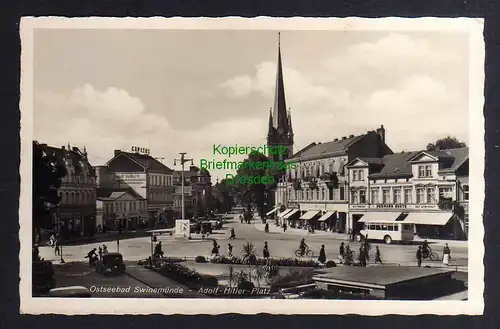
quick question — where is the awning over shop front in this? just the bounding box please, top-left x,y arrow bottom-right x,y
403,212 -> 453,226
357,212 -> 403,223
283,209 -> 300,219
300,210 -> 321,220
266,207 -> 279,216
278,209 -> 293,218
318,211 -> 336,222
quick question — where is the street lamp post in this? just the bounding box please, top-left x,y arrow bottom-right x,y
174,153 -> 193,239
57,209 -> 65,263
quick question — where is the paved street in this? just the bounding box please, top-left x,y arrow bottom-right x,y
40,214 -> 468,269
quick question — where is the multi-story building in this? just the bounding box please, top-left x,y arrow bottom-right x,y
172,166 -> 212,219
276,127 -> 393,231
39,143 -> 97,238
346,147 -> 469,240
95,149 -> 174,227
96,188 -> 148,230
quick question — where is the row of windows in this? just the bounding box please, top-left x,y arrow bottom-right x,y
290,161 -> 342,179
350,186 -> 467,205
149,192 -> 170,202
149,175 -> 173,187
58,190 -> 95,205
285,186 -> 346,202
173,198 -> 197,207
103,201 -> 146,214
364,223 -> 399,231
63,175 -> 96,185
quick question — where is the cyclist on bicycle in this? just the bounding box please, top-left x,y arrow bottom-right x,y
422,239 -> 430,258
299,238 -> 308,256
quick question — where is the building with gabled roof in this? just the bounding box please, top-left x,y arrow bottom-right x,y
96,187 -> 148,231
36,142 -> 97,238
96,148 -> 175,228
272,125 -> 393,231
346,147 -> 469,240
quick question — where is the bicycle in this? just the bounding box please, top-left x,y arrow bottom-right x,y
295,247 -> 314,257
422,249 -> 440,261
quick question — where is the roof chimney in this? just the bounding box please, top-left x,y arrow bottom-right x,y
318,142 -> 322,145
72,147 -> 78,152
334,138 -> 338,142
114,149 -> 121,157
61,146 -> 65,150
342,136 -> 346,140
349,134 -> 354,138
376,125 -> 385,144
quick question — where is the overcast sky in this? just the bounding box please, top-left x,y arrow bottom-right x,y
33,28 -> 470,182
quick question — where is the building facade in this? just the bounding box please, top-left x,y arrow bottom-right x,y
172,166 -> 212,219
96,149 -> 174,227
40,143 -> 97,238
346,147 -> 469,240
96,188 -> 148,231
276,126 -> 393,231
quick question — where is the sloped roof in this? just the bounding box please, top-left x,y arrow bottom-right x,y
356,157 -> 385,165
368,147 -> 469,179
115,151 -> 173,174
38,143 -> 94,176
290,135 -> 364,160
96,187 -> 145,200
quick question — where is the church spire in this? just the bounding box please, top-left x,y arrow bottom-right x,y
287,108 -> 293,136
268,108 -> 273,134
272,32 -> 288,133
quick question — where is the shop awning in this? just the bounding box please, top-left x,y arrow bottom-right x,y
357,212 -> 404,223
278,209 -> 293,218
403,212 -> 453,226
266,207 -> 279,216
300,210 -> 321,220
283,209 -> 300,219
318,211 -> 336,222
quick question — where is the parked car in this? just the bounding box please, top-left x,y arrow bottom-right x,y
48,286 -> 91,297
32,260 -> 56,296
201,221 -> 212,234
95,252 -> 125,276
210,219 -> 223,230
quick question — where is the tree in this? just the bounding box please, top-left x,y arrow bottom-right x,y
33,141 -> 67,241
426,136 -> 466,151
212,179 -> 236,213
233,151 -> 274,219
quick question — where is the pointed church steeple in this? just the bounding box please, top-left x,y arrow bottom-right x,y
268,108 -> 273,135
272,32 -> 288,133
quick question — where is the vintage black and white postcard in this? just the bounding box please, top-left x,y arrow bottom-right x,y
20,17 -> 484,315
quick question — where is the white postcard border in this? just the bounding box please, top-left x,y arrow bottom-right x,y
19,16 -> 485,315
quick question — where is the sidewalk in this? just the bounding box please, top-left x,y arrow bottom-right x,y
253,222 -> 345,239
55,229 -> 155,246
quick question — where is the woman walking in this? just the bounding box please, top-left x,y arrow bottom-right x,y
318,244 -> 327,264
442,243 -> 451,266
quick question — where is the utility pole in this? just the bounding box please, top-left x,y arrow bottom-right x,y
174,153 -> 193,238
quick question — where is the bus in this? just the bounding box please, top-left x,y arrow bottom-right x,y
358,222 -> 415,244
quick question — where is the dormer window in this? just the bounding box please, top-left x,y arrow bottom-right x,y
418,165 -> 432,178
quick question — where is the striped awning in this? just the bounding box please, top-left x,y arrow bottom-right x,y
300,210 -> 321,220
357,212 -> 403,223
283,209 -> 300,219
278,209 -> 293,218
318,211 -> 336,222
403,212 -> 453,226
266,207 -> 279,216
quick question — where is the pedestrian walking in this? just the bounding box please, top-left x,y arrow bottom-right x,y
263,241 -> 270,258
283,222 -> 287,232
375,246 -> 383,264
227,243 -> 233,257
54,237 -> 60,256
98,246 -> 103,259
442,243 -> 451,266
339,242 -> 345,262
318,244 -> 326,264
416,246 -> 422,267
358,246 -> 367,267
